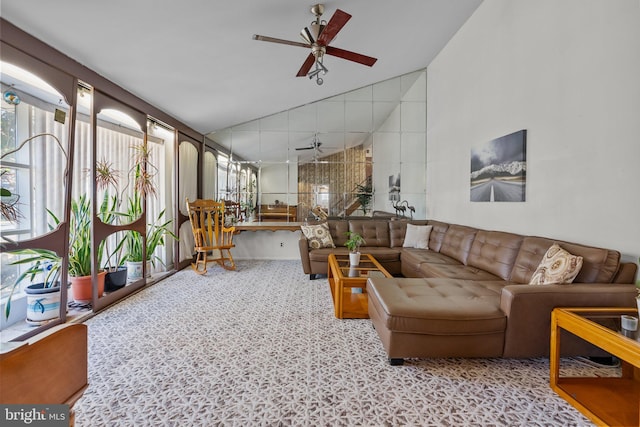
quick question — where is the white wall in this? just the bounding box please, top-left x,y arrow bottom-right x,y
427,0 -> 640,265
372,71 -> 427,218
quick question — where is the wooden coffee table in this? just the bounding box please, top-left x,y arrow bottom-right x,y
550,307 -> 640,426
327,253 -> 392,319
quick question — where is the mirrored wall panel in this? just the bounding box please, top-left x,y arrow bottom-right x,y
208,69 -> 427,222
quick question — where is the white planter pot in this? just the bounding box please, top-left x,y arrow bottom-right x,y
349,252 -> 361,266
25,283 -> 61,324
126,261 -> 151,282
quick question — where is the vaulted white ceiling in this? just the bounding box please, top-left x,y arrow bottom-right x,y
1,0 -> 482,134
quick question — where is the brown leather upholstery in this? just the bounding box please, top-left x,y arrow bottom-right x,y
426,220 -> 450,252
510,237 -> 621,284
467,230 -> 524,280
349,220 -> 391,247
368,278 -> 505,358
439,224 -> 478,264
298,217 -> 639,361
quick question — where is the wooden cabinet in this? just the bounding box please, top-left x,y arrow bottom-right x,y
0,324 -> 88,426
257,204 -> 297,222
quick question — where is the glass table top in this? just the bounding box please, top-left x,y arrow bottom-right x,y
568,308 -> 640,344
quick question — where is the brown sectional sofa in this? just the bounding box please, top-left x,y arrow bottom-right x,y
299,219 -> 638,364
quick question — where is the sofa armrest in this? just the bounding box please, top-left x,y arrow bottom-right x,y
500,283 -> 637,358
298,236 -> 312,274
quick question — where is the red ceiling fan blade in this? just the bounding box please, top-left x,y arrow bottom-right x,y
296,53 -> 316,77
326,46 -> 377,67
253,34 -> 310,49
317,9 -> 351,46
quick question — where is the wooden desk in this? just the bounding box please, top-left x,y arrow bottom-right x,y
550,307 -> 640,426
327,253 -> 392,319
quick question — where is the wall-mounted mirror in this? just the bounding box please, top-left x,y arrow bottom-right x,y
208,69 -> 427,221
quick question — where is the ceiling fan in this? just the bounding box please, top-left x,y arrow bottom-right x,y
295,135 -> 323,152
253,4 -> 377,85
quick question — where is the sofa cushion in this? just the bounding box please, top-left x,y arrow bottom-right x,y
327,220 -> 349,247
367,278 -> 507,335
426,220 -> 450,252
418,263 -> 501,281
349,220 -> 390,247
300,223 -> 335,249
389,220 -> 429,248
529,244 -> 583,285
308,247 -> 401,263
439,224 -> 478,264
400,248 -> 461,278
511,237 -> 620,284
466,230 -> 524,280
403,224 -> 432,249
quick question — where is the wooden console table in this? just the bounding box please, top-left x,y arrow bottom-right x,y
550,307 -> 640,426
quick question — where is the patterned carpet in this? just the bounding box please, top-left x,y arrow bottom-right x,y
74,260 -> 606,426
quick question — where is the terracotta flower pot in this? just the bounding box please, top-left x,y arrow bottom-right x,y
69,271 -> 106,303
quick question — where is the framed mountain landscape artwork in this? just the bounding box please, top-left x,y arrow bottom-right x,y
470,130 -> 527,202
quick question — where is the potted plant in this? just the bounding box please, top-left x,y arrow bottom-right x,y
344,231 -> 366,266
111,143 -> 177,281
1,170 -> 21,222
6,249 -> 62,325
95,158 -> 127,291
355,182 -> 372,215
65,194 -> 105,303
119,192 -> 177,281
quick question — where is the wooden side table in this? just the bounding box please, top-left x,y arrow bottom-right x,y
550,307 -> 640,426
327,253 -> 392,319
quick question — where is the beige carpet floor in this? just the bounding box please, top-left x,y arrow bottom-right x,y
73,260 -> 608,426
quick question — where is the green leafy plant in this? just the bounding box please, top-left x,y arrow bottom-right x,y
355,182 -> 372,215
5,248 -> 62,319
344,231 -> 366,253
118,192 -> 177,266
66,194 -> 98,277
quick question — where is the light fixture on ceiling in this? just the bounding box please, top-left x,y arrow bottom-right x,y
252,4 -> 377,85
307,57 -> 328,85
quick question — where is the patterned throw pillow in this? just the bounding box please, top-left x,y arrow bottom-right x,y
301,223 -> 335,249
529,244 -> 583,285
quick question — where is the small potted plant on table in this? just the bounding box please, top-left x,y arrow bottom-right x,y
344,231 -> 366,266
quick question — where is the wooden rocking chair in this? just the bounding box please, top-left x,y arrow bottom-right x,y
186,198 -> 236,274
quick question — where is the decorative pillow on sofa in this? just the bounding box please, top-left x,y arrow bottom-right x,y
529,244 -> 583,285
403,224 -> 433,249
301,223 -> 335,249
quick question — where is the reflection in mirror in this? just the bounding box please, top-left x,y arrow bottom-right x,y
1,62 -> 71,240
203,151 -> 217,199
208,69 -> 427,221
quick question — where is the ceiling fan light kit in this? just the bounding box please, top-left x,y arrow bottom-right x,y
253,3 -> 377,86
